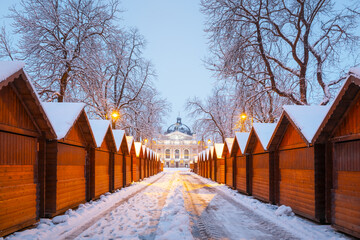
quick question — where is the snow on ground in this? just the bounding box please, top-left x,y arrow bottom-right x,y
3,169 -> 351,240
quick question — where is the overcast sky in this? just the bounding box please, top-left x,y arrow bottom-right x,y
0,0 -> 214,130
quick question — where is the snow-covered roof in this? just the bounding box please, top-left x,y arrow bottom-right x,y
225,138 -> 234,154
42,102 -> 85,140
0,61 -> 25,83
235,132 -> 250,154
89,120 -> 111,148
134,142 -> 142,157
283,105 -> 330,143
126,136 -> 134,154
252,123 -> 277,150
142,145 -> 147,156
214,143 -> 225,158
112,130 -> 126,152
205,148 -> 210,160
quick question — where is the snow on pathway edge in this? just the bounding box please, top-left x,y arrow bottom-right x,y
195,174 -> 349,240
4,173 -> 165,240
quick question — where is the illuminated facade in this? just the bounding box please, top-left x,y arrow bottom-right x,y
154,117 -> 200,168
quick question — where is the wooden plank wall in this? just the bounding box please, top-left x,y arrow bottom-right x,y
0,131 -> 37,236
132,155 -> 139,182
332,100 -> 360,238
114,153 -> 123,190
56,143 -> 87,211
225,156 -> 233,187
216,158 -> 225,184
125,155 -> 132,186
236,155 -> 247,193
93,150 -> 110,198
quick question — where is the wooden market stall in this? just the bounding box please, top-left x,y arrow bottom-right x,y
268,105 -> 329,222
134,142 -> 142,181
125,136 -> 134,186
0,62 -> 56,236
112,130 -> 128,190
231,132 -> 250,194
209,146 -> 215,181
313,72 -> 360,237
224,138 -> 235,188
214,143 -> 225,184
42,102 -> 95,217
142,145 -> 147,178
89,120 -> 116,199
244,123 -> 277,203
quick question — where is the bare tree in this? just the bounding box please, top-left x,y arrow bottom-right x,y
201,0 -> 360,105
9,0 -> 119,102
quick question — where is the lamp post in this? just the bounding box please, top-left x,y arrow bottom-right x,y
111,110 -> 120,129
240,113 -> 247,132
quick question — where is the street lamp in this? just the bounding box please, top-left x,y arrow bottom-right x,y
240,112 -> 247,120
111,110 -> 120,129
240,112 -> 247,132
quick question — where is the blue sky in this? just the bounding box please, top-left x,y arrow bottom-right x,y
121,0 -> 214,128
0,0 -> 214,129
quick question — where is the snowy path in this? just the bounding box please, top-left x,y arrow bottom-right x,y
5,169 -> 351,240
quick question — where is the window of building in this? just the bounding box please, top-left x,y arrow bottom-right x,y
175,149 -> 180,159
165,149 -> 170,159
184,149 -> 189,159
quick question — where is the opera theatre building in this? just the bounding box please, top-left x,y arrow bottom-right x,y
155,118 -> 200,168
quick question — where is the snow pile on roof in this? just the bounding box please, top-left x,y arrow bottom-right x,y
112,130 -> 125,152
126,136 -> 134,154
214,143 -> 225,158
142,145 -> 147,155
134,142 -> 142,157
205,148 -> 210,159
225,138 -> 234,153
89,120 -> 111,148
235,132 -> 250,154
42,102 -> 85,140
253,123 -> 277,150
0,61 -> 25,83
284,105 -> 330,143
349,67 -> 360,78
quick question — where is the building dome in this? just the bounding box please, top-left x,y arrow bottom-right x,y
166,117 -> 192,136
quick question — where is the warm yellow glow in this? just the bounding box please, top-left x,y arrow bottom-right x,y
240,113 -> 247,120
144,138 -> 148,144
111,111 -> 120,119
207,139 -> 211,144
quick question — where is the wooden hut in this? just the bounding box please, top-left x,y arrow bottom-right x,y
313,72 -> 360,237
112,130 -> 128,190
142,145 -> 147,178
268,105 -> 329,222
231,132 -> 250,194
202,150 -> 207,177
214,143 -> 225,184
42,102 -> 95,217
89,120 -> 116,199
244,123 -> 277,203
125,136 -> 134,185
134,142 -> 143,180
224,138 -> 235,188
0,62 -> 56,236
128,138 -> 139,182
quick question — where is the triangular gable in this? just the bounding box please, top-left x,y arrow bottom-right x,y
214,143 -> 225,159
225,138 -> 234,156
113,129 -> 127,153
0,61 -> 55,139
126,136 -> 135,155
89,120 -> 111,148
231,132 -> 250,156
314,73 -> 360,143
245,123 -> 277,153
205,148 -> 210,160
142,145 -> 147,158
42,102 -> 85,140
134,142 -> 143,158
283,105 -> 329,144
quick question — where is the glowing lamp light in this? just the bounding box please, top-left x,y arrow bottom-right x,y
207,139 -> 211,144
240,113 -> 247,120
144,139 -> 148,144
111,111 -> 120,119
